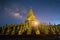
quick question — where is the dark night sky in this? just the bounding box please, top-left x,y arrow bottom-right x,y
0,0 -> 60,26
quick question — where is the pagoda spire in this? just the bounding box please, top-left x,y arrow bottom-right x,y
26,8 -> 37,21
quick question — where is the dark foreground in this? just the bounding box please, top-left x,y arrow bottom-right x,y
0,35 -> 60,40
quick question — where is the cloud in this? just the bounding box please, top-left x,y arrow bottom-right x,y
11,12 -> 22,19
3,4 -> 27,19
4,7 -> 23,19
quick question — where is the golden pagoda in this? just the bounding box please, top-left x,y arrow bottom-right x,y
25,8 -> 40,34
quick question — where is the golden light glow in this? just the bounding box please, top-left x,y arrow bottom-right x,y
34,21 -> 39,25
32,21 -> 39,26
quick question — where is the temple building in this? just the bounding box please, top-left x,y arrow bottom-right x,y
24,8 -> 40,35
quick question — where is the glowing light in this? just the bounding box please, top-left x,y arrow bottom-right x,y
34,22 -> 39,25
32,21 -> 39,26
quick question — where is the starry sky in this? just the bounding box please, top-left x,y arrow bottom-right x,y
0,0 -> 60,26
